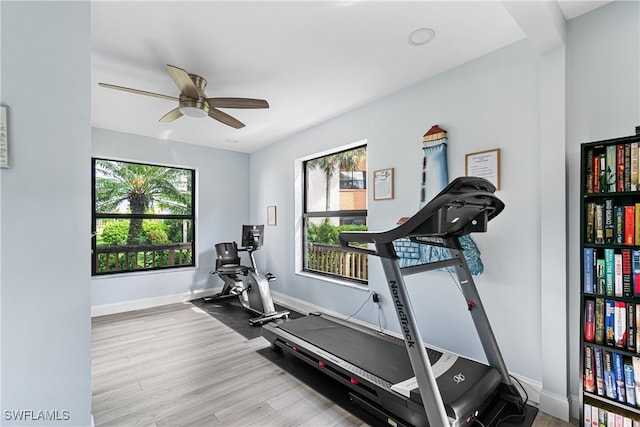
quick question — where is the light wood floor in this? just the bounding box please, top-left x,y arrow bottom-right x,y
92,303 -> 576,427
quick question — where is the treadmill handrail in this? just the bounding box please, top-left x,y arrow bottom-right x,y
339,177 -> 504,258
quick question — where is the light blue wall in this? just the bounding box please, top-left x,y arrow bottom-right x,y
249,1 -> 639,418
251,39 -> 542,376
566,0 -> 640,408
1,2 -> 92,426
91,128 -> 250,307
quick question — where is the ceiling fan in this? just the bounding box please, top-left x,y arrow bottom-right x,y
98,64 -> 269,129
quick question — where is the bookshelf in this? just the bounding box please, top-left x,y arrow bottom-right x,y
581,132 -> 640,426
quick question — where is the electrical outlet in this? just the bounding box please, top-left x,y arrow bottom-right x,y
372,292 -> 380,303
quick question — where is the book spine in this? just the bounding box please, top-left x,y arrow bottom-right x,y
615,301 -> 627,349
632,142 -> 639,191
587,148 -> 594,193
633,356 -> 640,405
606,300 -> 616,347
623,249 -> 633,297
601,155 -> 607,193
636,203 -> 640,245
636,304 -> 640,353
587,202 -> 595,243
616,205 -> 625,245
596,298 -> 605,345
598,257 -> 607,295
585,248 -> 595,294
596,203 -> 605,244
608,145 -> 617,192
605,351 -> 617,399
618,144 -> 625,192
594,347 -> 605,396
595,154 -> 601,193
606,199 -> 615,243
616,253 -> 624,297
625,359 -> 637,406
628,302 -> 636,352
626,143 -> 632,191
585,404 -> 592,427
585,299 -> 595,342
585,345 -> 595,393
634,250 -> 640,297
614,352 -> 626,403
606,248 -> 615,296
626,205 -> 636,245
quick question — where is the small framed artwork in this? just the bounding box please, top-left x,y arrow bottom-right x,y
465,148 -> 501,190
373,168 -> 394,200
267,205 -> 277,226
0,106 -> 8,168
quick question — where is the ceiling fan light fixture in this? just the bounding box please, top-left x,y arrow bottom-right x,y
179,96 -> 209,118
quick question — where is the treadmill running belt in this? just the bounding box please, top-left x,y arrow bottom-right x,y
277,314 -> 442,385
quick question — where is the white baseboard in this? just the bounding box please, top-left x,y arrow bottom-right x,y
91,288 -> 219,317
539,388 -> 571,421
271,290 -> 569,419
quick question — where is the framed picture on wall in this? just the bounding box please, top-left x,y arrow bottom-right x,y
0,106 -> 8,168
267,205 -> 277,226
465,148 -> 501,190
373,168 -> 394,200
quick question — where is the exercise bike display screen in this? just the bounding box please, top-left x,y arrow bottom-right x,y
241,225 -> 264,248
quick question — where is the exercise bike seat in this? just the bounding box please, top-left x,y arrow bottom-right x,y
214,242 -> 250,276
216,264 -> 249,275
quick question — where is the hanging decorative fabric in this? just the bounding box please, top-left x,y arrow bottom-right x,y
392,125 -> 485,275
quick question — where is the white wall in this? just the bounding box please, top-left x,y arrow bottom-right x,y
91,128 -> 250,314
1,2 -> 92,426
251,35 -> 548,394
566,0 -> 640,413
250,4 -> 640,419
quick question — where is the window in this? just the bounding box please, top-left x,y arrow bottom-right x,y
339,171 -> 366,189
303,145 -> 367,283
91,158 -> 195,275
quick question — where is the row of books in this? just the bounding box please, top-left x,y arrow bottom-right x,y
584,248 -> 640,297
585,403 -> 640,427
585,299 -> 638,351
584,348 -> 640,407
585,143 -> 640,194
585,202 -> 640,246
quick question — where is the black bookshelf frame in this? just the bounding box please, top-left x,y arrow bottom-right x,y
580,133 -> 640,425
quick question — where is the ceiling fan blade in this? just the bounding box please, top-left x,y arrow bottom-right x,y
207,98 -> 269,109
166,64 -> 200,99
98,82 -> 178,102
208,107 -> 245,129
159,107 -> 183,123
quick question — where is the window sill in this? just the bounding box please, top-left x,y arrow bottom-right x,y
92,265 -> 199,279
295,270 -> 369,292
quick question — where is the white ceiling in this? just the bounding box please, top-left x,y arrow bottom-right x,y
91,0 -> 611,153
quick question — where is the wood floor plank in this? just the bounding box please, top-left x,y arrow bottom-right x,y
92,302 -> 575,427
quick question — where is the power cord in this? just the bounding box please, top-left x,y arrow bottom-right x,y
496,375 -> 528,425
345,292 -> 385,333
345,292 -> 373,321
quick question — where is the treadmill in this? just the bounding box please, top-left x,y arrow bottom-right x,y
262,177 -> 525,427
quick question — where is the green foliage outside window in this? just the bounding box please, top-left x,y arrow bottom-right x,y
307,221 -> 367,245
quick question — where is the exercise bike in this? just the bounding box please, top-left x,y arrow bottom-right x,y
204,225 -> 289,326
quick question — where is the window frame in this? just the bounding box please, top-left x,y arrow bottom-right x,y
302,144 -> 368,284
91,157 -> 196,276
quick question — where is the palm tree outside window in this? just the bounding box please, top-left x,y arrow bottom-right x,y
303,146 -> 368,283
91,158 -> 195,275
